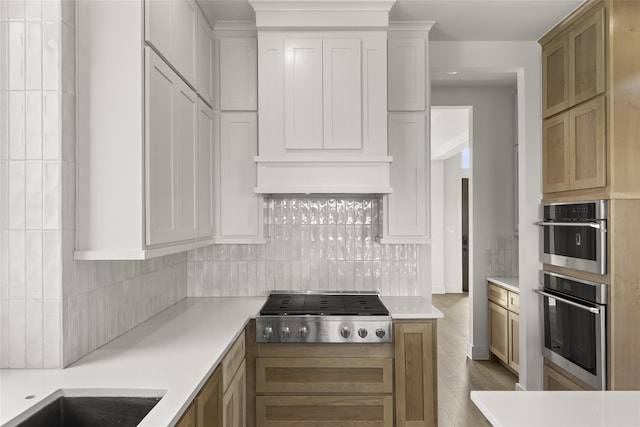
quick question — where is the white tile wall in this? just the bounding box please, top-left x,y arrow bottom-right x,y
1,0 -> 189,369
484,234 -> 519,277
187,197 -> 423,297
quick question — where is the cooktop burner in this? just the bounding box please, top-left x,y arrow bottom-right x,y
256,291 -> 392,344
259,293 -> 389,316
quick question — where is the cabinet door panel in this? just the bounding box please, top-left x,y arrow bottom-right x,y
388,38 -> 426,111
145,0 -> 172,60
489,301 -> 508,364
570,95 -> 606,190
197,9 -> 214,106
197,367 -> 223,427
387,113 -> 427,237
146,50 -> 176,245
569,7 -> 605,106
176,403 -> 196,427
223,359 -> 246,427
542,112 -> 570,193
220,38 -> 257,111
173,79 -> 198,241
284,39 -> 323,149
323,39 -> 362,149
218,113 -> 260,237
508,311 -> 520,373
197,101 -> 214,238
542,36 -> 569,118
362,37 -> 387,155
172,0 -> 197,85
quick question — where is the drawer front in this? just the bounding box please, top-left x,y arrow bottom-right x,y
256,357 -> 393,394
488,283 -> 509,308
223,330 -> 245,392
256,395 -> 393,427
508,291 -> 520,314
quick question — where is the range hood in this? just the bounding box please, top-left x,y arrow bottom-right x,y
250,0 -> 396,194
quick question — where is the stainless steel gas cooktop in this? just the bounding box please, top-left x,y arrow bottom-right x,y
256,291 -> 392,344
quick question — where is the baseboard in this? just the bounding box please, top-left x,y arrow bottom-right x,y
515,382 -> 526,391
467,342 -> 490,360
432,285 -> 446,294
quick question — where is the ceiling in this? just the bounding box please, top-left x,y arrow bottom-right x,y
200,0 -> 584,41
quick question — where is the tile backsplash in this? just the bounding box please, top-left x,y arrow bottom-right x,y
187,197 -> 424,297
484,234 -> 519,277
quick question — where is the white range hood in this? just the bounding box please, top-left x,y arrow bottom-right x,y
249,0 -> 396,194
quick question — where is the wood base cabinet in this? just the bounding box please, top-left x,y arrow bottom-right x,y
176,403 -> 197,427
487,282 -> 519,374
196,367 -> 223,427
394,320 -> 438,427
544,359 -> 593,391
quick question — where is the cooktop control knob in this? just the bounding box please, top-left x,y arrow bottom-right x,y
375,328 -> 386,339
279,326 -> 291,340
358,328 -> 368,339
263,326 -> 273,340
340,326 -> 351,339
297,326 -> 309,340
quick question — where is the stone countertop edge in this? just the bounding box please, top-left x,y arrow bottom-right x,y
0,295 -> 440,427
470,390 -> 640,427
486,276 -> 519,293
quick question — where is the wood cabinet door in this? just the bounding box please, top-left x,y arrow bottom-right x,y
220,38 -> 258,111
197,100 -> 214,239
508,311 -> 520,373
196,367 -> 223,427
223,359 -> 246,427
388,37 -> 426,112
488,301 -> 508,365
394,320 -> 437,427
256,395 -> 393,427
542,111 -> 571,193
384,112 -> 428,241
284,39 -> 323,149
488,283 -> 509,308
569,95 -> 606,191
542,35 -> 570,118
322,39 -> 362,149
569,7 -> 605,106
176,403 -> 197,427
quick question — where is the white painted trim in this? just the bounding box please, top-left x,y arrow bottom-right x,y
469,343 -> 490,360
213,20 -> 257,33
388,21 -> 435,33
74,239 -> 215,261
431,285 -> 446,295
378,237 -> 431,244
515,383 -> 526,391
255,155 -> 393,163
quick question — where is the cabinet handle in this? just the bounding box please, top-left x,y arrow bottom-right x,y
534,221 -> 603,230
534,289 -> 601,314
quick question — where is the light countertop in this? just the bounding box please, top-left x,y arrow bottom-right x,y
1,295 -> 440,427
486,276 -> 519,293
471,390 -> 640,426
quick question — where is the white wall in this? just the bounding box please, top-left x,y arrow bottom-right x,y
430,161 -> 445,294
430,41 -> 542,391
443,153 -> 462,292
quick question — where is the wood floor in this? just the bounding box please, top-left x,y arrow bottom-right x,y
433,293 -> 518,427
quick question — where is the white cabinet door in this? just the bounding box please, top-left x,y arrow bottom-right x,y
388,38 -> 426,112
172,0 -> 197,86
323,39 -> 361,149
145,0 -> 172,61
220,37 -> 257,111
284,39 -> 323,149
146,48 -> 198,246
197,100 -> 214,238
383,112 -> 428,241
197,7 -> 214,107
216,113 -> 264,240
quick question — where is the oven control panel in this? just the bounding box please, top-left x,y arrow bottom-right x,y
256,316 -> 392,343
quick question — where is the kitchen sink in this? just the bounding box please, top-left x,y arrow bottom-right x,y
16,395 -> 162,427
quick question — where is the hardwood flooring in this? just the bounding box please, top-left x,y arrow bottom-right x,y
433,293 -> 517,427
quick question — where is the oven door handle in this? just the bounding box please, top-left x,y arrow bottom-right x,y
534,221 -> 603,229
534,289 -> 601,314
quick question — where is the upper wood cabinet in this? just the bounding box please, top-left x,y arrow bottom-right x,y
541,3 -> 605,119
145,0 -> 198,87
542,95 -> 605,194
219,37 -> 258,111
388,37 -> 426,111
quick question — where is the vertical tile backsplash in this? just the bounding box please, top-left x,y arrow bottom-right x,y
187,197 -> 422,297
484,234 -> 519,277
1,0 -> 187,369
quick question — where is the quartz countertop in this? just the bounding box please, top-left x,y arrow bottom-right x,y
486,276 -> 519,293
471,390 -> 640,426
1,295 -> 439,427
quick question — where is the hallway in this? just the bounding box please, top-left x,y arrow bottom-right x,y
433,293 -> 518,426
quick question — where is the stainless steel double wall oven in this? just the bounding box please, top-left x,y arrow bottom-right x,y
536,200 -> 608,389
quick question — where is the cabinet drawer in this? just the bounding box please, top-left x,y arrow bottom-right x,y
256,357 -> 393,394
222,331 -> 245,392
256,395 -> 393,427
488,283 -> 509,308
508,291 -> 520,314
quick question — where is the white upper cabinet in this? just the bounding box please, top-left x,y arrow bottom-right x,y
388,37 -> 426,111
197,6 -> 214,106
145,0 -> 197,88
146,48 -> 198,245
197,100 -> 214,238
220,37 -> 258,111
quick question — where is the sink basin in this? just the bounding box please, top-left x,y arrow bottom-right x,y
16,395 -> 161,427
